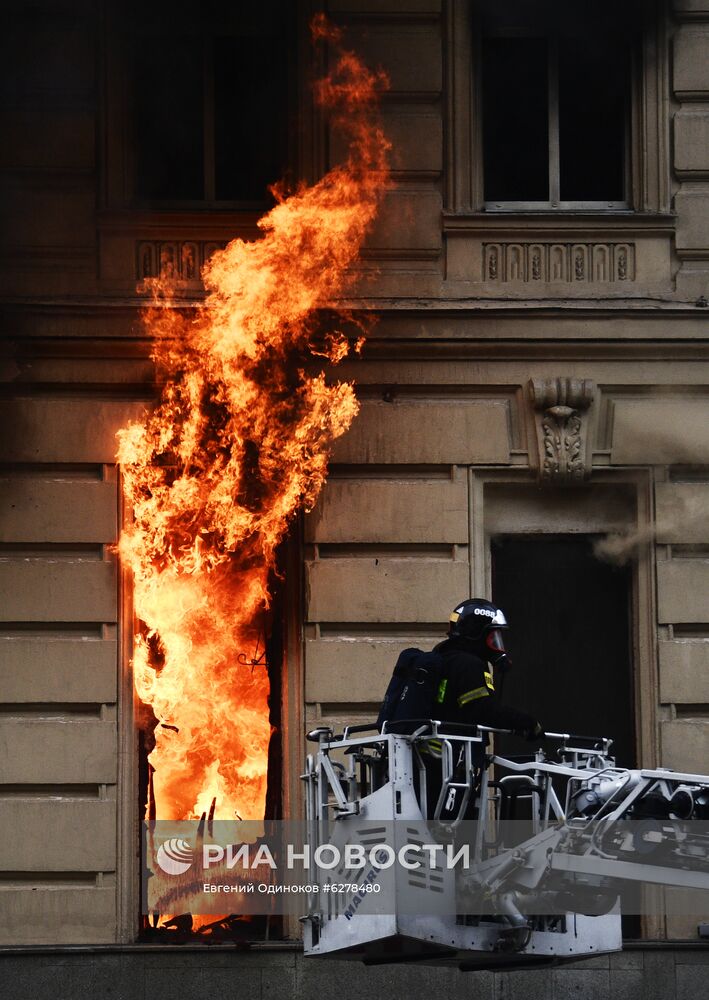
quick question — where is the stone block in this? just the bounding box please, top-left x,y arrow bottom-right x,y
674,28 -> 709,96
550,969 -> 610,999
0,800 -> 115,871
3,12 -> 94,98
661,719 -> 709,773
262,956 -> 298,1000
674,0 -> 709,12
0,186 -> 95,248
665,886 -> 709,924
608,969 -> 647,1000
0,560 -> 117,622
657,561 -> 709,624
659,640 -> 709,704
345,25 -> 442,94
65,955 -> 141,1000
143,966 -> 262,1000
364,188 -> 442,252
138,948 -> 295,973
676,262 -> 709,300
642,950 -> 677,1000
0,398 -> 148,464
306,558 -> 469,622
0,958 -> 75,999
0,638 -> 117,703
610,951 -> 644,969
305,637 -> 437,701
677,963 -> 709,1000
332,401 -> 509,464
0,887 -> 115,945
484,484 -> 635,535
0,478 -> 117,543
611,399 -> 709,465
295,952 -> 493,1000
666,911 -> 704,941
331,112 -> 442,174
0,720 -> 116,783
0,260 -> 94,299
672,948 -> 709,962
492,968 -> 551,1000
674,112 -> 709,173
305,478 -> 468,544
655,484 -> 709,544
676,192 -> 709,251
0,110 -> 94,170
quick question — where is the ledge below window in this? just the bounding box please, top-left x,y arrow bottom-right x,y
442,213 -> 677,294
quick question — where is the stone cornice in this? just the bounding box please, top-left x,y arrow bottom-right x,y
2,297 -> 708,316
2,336 -> 708,365
442,212 -> 677,238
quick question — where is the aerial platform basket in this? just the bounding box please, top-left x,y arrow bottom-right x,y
301,720 -> 709,971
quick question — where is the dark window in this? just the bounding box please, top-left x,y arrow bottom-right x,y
131,37 -> 205,202
558,37 -> 628,202
124,2 -> 291,208
482,38 -> 549,203
490,535 -> 635,768
480,0 -> 636,209
213,35 -> 288,203
491,533 -> 640,939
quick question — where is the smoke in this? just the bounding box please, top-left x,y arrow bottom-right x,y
593,526 -> 658,566
593,490 -> 702,566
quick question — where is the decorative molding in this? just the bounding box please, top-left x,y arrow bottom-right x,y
443,212 -> 677,235
528,377 -> 596,485
483,243 -> 635,283
136,240 -> 226,284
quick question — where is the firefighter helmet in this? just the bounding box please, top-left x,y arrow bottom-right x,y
448,598 -> 509,657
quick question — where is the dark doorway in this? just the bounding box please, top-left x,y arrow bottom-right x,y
491,535 -> 635,768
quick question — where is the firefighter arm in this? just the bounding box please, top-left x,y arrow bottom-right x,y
456,685 -> 539,736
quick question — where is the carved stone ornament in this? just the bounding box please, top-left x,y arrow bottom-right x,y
528,378 -> 596,485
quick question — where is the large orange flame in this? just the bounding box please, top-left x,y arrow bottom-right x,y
117,19 -> 390,823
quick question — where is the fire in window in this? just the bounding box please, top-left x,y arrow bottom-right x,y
480,0 -> 639,209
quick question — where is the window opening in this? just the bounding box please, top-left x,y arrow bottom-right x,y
137,563 -> 287,944
124,2 -> 291,209
490,534 -> 635,768
480,0 -> 636,210
490,533 -> 640,938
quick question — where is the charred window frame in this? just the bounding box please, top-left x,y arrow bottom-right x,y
479,0 -> 637,211
104,2 -> 294,211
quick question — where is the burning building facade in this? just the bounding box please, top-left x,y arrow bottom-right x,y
1,0 -> 709,995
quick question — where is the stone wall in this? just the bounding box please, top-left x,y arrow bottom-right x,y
0,945 -> 707,1000
0,0 -> 708,953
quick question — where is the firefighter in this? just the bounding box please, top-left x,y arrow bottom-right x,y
422,598 -> 543,821
432,598 -> 542,739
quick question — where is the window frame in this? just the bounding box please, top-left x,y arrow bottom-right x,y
101,4 -> 296,214
443,0 -> 670,217
472,464 -> 661,941
481,30 -> 634,213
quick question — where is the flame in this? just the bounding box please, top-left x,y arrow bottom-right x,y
117,18 -> 390,823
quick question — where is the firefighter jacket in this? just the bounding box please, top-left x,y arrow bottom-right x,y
431,637 -> 537,734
